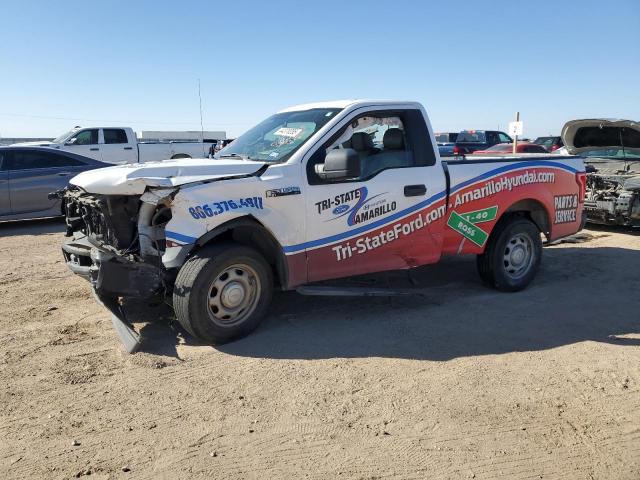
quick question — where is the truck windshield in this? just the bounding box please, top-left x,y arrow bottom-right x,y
217,108 -> 341,162
457,131 -> 486,143
52,129 -> 79,143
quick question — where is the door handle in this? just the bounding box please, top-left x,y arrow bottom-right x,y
57,172 -> 71,176
404,184 -> 427,197
90,147 -> 99,151
124,147 -> 133,150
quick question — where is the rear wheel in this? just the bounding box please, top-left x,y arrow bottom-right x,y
173,244 -> 273,344
476,216 -> 542,292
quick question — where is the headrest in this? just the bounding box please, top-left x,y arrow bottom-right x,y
351,132 -> 373,151
383,128 -> 404,150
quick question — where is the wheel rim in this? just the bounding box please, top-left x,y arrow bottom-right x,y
502,232 -> 535,280
206,263 -> 261,327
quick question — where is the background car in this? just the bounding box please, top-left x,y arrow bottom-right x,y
472,142 -> 549,155
0,147 -> 109,221
438,144 -> 456,157
435,132 -> 458,144
454,130 -> 513,154
533,136 -> 564,152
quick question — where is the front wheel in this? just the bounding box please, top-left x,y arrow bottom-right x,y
476,216 -> 542,292
173,244 -> 273,344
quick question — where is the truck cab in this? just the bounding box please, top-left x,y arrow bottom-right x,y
13,127 -> 212,165
59,127 -> 138,163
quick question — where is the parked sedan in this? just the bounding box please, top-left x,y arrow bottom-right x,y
472,142 -> 549,155
0,147 -> 109,221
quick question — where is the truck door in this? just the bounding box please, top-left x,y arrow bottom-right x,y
63,129 -> 102,161
303,108 -> 447,283
0,151 -> 9,216
101,128 -> 138,164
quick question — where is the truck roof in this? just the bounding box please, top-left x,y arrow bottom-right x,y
278,99 -> 418,113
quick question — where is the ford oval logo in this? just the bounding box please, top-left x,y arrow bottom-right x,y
333,204 -> 349,215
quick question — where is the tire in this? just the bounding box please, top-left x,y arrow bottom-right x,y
476,216 -> 542,292
173,243 -> 273,344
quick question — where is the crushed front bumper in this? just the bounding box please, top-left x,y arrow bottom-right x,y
62,235 -> 165,353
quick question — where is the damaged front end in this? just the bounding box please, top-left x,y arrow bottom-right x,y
61,187 -> 177,351
584,166 -> 640,227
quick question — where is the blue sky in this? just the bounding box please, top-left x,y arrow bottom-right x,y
0,0 -> 638,139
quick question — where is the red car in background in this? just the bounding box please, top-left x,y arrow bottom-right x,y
472,142 -> 549,155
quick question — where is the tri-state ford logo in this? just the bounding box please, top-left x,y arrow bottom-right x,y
316,187 -> 397,226
554,194 -> 578,224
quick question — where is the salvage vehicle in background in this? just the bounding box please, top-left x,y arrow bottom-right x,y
472,142 -> 549,155
454,129 -> 512,155
533,136 -> 564,152
12,127 -> 213,165
563,119 -> 640,227
58,100 -> 586,352
0,147 -> 108,221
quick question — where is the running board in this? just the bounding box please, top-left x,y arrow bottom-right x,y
296,285 -> 424,297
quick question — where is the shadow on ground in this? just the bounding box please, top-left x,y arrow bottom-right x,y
0,217 -> 65,237
137,245 -> 640,362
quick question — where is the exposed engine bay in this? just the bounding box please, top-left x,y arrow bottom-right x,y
63,187 -> 173,256
583,160 -> 640,227
60,187 -> 175,299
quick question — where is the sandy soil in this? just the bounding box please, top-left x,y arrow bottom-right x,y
1,218 -> 639,479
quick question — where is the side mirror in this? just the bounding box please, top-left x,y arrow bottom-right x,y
316,148 -> 360,181
65,138 -> 77,146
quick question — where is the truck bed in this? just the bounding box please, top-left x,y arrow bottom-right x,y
442,154 -> 585,254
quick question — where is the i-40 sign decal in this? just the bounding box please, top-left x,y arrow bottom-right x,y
446,206 -> 498,247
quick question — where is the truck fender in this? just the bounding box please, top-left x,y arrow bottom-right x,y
192,216 -> 290,289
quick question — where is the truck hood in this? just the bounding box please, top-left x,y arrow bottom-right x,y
561,119 -> 640,155
70,158 -> 266,195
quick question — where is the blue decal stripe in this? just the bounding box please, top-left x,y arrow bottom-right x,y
165,230 -> 197,244
282,161 -> 577,254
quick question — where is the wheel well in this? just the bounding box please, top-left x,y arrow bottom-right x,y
192,217 -> 288,288
504,199 -> 550,238
171,154 -> 191,159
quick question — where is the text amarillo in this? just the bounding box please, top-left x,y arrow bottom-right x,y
331,206 -> 446,261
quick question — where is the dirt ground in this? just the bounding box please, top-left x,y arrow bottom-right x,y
1,219 -> 639,480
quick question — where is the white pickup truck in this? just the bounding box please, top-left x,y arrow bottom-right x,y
59,100 -> 586,352
13,127 -> 213,164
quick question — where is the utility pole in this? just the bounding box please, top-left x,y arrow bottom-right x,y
512,111 -> 520,155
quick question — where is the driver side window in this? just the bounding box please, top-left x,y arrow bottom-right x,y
69,129 -> 98,145
309,113 -> 420,184
340,115 -> 413,179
